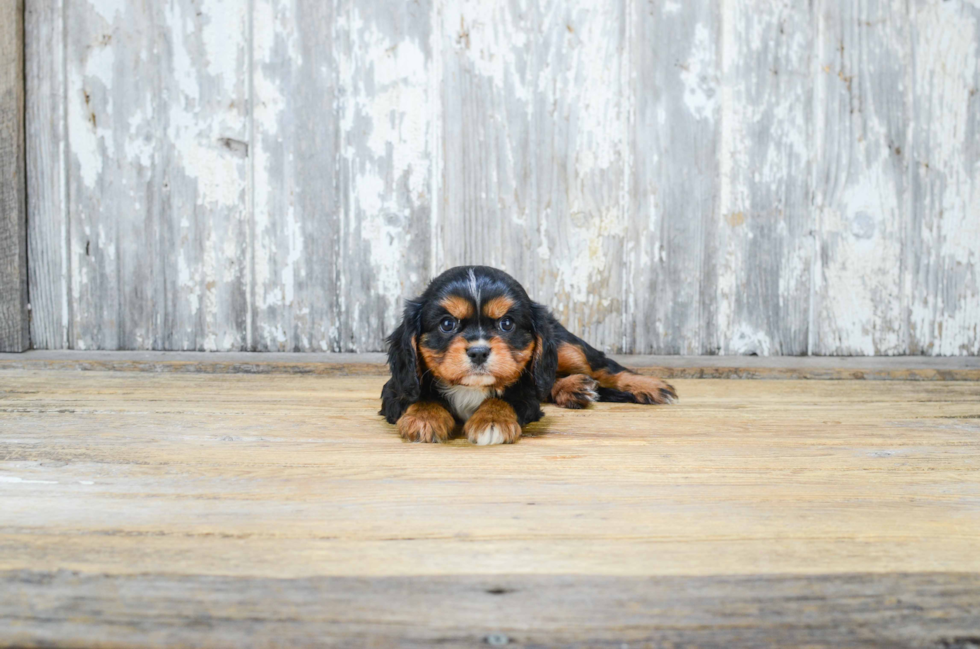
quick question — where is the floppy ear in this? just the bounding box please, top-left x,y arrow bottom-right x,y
380,299 -> 423,423
530,303 -> 558,401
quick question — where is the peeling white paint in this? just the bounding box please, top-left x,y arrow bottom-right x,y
680,23 -> 717,122
91,0 -> 126,23
910,1 -> 980,355
0,476 -> 58,485
69,39 -> 115,189
728,323 -> 772,356
811,0 -> 911,356
344,6 -> 433,344
451,1 -> 529,102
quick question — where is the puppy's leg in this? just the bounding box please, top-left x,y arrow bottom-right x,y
550,374 -> 599,409
463,399 -> 522,446
397,402 -> 456,443
551,319 -> 677,405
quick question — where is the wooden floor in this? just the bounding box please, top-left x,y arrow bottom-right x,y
1,369 -> 979,647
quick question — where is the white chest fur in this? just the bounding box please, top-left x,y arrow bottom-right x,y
438,384 -> 499,421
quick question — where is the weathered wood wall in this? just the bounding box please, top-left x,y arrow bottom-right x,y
24,0 -> 980,354
1,0 -> 29,352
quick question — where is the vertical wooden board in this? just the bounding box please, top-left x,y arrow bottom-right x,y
25,0 -> 68,350
251,0 -> 340,351
441,0 -> 629,351
909,0 -> 980,356
628,0 -> 717,355
438,0 -> 534,284
335,0 -> 434,352
0,0 -> 29,352
810,0 -> 911,355
532,0 -> 629,350
66,0 -> 249,350
703,0 -> 813,356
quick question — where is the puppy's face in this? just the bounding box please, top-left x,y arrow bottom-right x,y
417,271 -> 536,389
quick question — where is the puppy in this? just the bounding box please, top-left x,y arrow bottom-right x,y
380,266 -> 677,445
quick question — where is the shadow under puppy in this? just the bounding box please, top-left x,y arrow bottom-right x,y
380,266 -> 677,445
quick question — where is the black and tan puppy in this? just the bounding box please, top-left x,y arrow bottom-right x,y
380,266 -> 677,445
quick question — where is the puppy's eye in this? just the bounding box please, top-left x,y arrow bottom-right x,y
439,316 -> 457,333
498,316 -> 515,332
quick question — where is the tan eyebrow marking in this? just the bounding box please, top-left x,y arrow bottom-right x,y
440,295 -> 474,320
483,296 -> 514,320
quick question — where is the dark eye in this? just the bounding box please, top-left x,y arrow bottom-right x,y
498,316 -> 515,332
439,317 -> 457,333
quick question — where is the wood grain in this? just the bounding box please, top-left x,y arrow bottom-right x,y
5,351 -> 980,380
2,351 -> 980,380
439,0 -> 629,351
0,0 -> 29,353
438,0 -> 533,290
0,371 -> 978,645
705,0 -> 813,356
251,0 -> 341,352
528,0 -> 629,351
64,0 -> 250,351
811,0 -> 911,355
24,0 -> 67,350
908,0 -> 980,356
336,0 -> 434,352
2,571 -> 979,647
628,0 -> 716,355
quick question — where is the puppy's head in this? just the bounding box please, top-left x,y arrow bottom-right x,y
386,266 -> 557,399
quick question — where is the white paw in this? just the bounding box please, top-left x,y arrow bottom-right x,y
472,424 -> 507,446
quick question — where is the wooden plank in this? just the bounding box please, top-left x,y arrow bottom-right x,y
627,0 -> 716,355
336,0 -> 434,352
440,0 -> 629,351
252,0 -> 436,353
811,0 -> 911,355
2,351 -> 980,380
908,0 -> 980,355
0,372 -> 978,643
64,0 -> 249,350
0,373 -> 977,577
703,0 -> 813,355
250,0 -> 341,352
529,0 -> 629,351
0,0 -> 29,352
438,0 -> 535,286
25,0 -> 68,350
2,571 -> 979,647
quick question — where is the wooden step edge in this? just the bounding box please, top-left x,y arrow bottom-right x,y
1,351 -> 978,380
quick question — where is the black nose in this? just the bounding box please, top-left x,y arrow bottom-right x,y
467,345 -> 491,366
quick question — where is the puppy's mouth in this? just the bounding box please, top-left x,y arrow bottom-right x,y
458,373 -> 497,387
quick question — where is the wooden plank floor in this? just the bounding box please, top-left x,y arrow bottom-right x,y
1,370 -> 979,647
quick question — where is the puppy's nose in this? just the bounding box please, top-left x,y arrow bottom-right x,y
466,345 -> 491,366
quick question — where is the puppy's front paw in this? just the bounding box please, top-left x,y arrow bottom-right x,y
463,399 -> 521,446
551,374 -> 599,409
397,402 -> 456,443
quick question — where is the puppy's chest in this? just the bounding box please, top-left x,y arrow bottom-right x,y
438,384 -> 500,421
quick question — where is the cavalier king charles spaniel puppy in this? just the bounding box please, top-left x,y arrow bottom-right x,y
380,266 -> 677,445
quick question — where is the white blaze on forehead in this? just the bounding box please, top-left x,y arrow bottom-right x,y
467,268 -> 482,311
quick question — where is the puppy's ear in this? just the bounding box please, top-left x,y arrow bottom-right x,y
380,299 -> 423,423
530,303 -> 558,401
